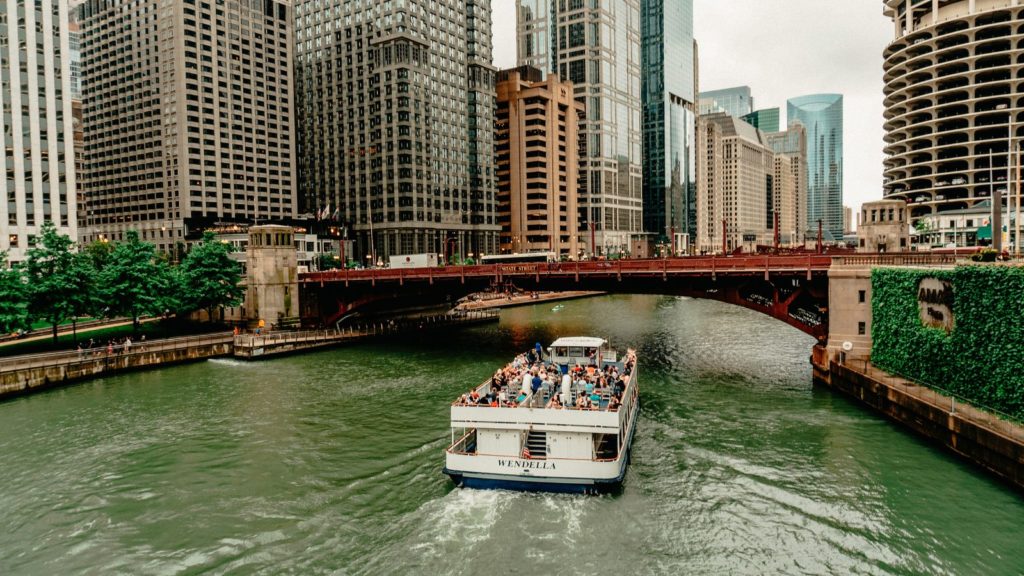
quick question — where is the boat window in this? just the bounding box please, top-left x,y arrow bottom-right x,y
554,347 -> 567,357
568,347 -> 584,357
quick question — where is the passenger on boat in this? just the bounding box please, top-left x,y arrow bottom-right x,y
549,394 -> 562,409
576,394 -> 591,410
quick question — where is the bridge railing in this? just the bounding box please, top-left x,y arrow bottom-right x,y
300,255 -> 835,284
831,254 -> 957,267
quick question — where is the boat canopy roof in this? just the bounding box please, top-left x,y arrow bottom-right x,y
549,337 -> 606,348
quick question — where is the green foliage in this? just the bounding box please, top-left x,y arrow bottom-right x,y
316,253 -> 341,271
970,248 -> 998,262
0,252 -> 28,334
82,240 -> 115,272
176,232 -> 244,320
99,230 -> 174,332
24,221 -> 93,342
871,266 -> 1024,420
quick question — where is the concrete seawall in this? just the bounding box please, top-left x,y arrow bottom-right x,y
813,347 -> 1024,492
0,334 -> 234,400
0,314 -> 501,401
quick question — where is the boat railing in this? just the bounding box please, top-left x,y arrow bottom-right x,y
618,364 -> 639,453
453,381 -> 628,413
446,446 -> 619,463
447,429 -> 477,454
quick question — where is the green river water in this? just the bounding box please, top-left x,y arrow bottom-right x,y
0,295 -> 1022,575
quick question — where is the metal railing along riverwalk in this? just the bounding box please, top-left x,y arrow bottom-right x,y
0,332 -> 234,375
840,357 -> 1024,444
234,311 -> 499,353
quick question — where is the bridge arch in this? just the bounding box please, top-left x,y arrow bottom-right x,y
298,256 -> 832,340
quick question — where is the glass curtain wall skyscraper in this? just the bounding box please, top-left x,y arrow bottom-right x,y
517,0 -> 643,256
788,94 -> 843,242
742,108 -> 780,133
698,86 -> 753,118
640,0 -> 696,252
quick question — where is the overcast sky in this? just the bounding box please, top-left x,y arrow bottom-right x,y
491,0 -> 893,216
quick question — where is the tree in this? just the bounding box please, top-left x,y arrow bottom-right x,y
65,253 -> 99,345
176,231 -> 244,322
0,252 -> 28,335
82,240 -> 114,273
24,221 -> 89,342
315,252 -> 340,271
99,230 -> 174,334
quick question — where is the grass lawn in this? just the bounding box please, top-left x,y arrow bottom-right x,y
0,321 -> 228,357
28,317 -> 97,331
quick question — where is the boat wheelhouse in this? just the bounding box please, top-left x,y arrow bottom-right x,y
443,337 -> 639,493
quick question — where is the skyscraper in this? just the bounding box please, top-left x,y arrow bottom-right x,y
641,0 -> 697,253
296,0 -> 499,263
0,0 -> 77,263
517,0 -> 643,256
699,86 -> 753,118
742,108 -> 780,133
697,113 -> 775,253
766,122 -> 808,247
495,66 -> 583,258
788,94 -> 843,242
68,10 -> 80,101
882,1 -> 1022,240
80,0 -> 296,254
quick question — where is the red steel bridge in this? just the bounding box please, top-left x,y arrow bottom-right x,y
299,254 -> 839,339
298,253 -> 957,340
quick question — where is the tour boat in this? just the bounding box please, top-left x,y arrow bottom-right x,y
443,337 -> 639,493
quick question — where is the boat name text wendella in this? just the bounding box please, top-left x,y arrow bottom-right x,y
498,459 -> 557,470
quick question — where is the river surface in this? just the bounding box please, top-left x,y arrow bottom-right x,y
0,295 -> 1022,575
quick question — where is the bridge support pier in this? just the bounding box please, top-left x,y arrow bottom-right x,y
824,264 -> 874,362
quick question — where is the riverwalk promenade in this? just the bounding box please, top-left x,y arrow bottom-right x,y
0,311 -> 498,401
456,290 -> 605,311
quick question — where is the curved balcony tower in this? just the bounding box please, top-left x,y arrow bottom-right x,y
882,0 -> 1024,223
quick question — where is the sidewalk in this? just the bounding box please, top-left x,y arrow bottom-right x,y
850,359 -> 1024,444
456,291 -> 605,311
0,317 -> 162,349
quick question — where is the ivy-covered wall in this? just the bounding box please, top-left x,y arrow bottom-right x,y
871,266 -> 1024,420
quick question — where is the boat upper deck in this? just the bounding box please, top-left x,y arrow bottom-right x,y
453,343 -> 637,414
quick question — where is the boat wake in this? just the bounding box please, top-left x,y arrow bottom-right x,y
206,358 -> 255,368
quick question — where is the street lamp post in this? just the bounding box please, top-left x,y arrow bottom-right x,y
992,103 -> 1011,253
1004,110 -> 1013,253
589,221 -> 596,259
946,217 -> 954,258
989,149 -> 998,250
1016,139 -> 1022,259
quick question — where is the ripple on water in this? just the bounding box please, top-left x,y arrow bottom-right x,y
0,295 -> 1022,575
